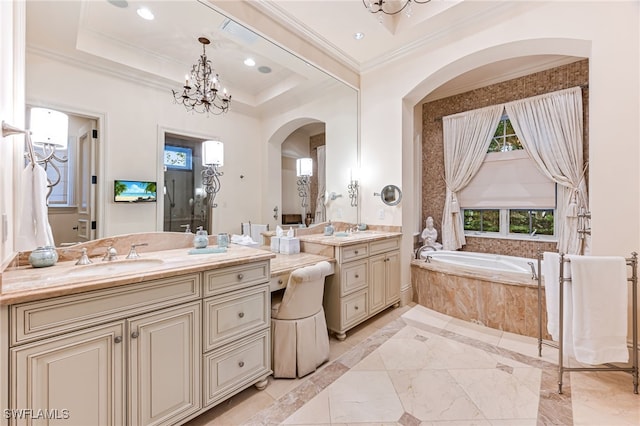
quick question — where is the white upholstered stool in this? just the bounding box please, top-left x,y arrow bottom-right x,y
271,261 -> 332,378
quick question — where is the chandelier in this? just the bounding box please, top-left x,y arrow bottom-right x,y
172,37 -> 231,115
363,0 -> 431,17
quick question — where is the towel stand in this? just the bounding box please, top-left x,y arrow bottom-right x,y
537,252 -> 638,394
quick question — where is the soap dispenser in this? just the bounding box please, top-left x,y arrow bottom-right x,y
193,227 -> 208,249
324,221 -> 334,236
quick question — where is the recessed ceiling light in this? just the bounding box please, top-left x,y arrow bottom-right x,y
354,32 -> 365,40
137,7 -> 154,20
258,66 -> 272,74
244,58 -> 256,67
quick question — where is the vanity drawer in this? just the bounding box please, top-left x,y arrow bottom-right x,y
339,243 -> 368,262
203,261 -> 270,296
340,259 -> 367,296
369,237 -> 400,255
203,284 -> 270,351
11,274 -> 201,346
269,273 -> 289,292
341,290 -> 368,329
203,329 -> 270,407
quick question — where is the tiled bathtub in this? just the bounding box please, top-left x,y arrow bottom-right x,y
411,251 -> 550,339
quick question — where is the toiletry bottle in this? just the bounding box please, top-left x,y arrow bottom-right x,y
324,221 -> 334,236
193,227 -> 208,249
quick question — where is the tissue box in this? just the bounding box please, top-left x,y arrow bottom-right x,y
270,236 -> 280,253
279,237 -> 300,254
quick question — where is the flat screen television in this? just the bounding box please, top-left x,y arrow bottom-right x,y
114,180 -> 157,203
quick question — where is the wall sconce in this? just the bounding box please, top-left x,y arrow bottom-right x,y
296,157 -> 313,209
29,107 -> 69,200
202,139 -> 224,208
348,168 -> 359,207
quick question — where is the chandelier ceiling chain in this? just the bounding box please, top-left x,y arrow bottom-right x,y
172,37 -> 231,115
363,0 -> 431,16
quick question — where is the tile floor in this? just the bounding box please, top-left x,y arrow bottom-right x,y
186,304 -> 640,425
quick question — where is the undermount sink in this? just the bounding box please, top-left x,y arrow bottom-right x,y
68,258 -> 165,277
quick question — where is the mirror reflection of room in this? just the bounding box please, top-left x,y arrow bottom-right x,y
25,106 -> 99,247
281,123 -> 326,227
163,134 -> 208,233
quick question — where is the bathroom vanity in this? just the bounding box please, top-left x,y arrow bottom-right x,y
298,231 -> 402,340
0,244 -> 275,426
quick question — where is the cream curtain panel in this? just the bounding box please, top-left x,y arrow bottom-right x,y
441,105 -> 504,250
505,86 -> 588,254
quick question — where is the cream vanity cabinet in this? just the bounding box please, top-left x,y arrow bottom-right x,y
201,261 -> 271,408
323,236 -> 401,340
5,259 -> 272,426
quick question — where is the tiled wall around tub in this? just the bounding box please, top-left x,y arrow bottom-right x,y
421,59 -> 589,258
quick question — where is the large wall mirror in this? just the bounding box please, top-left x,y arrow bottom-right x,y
25,0 -> 358,246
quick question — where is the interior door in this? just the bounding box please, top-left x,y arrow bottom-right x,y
77,121 -> 97,242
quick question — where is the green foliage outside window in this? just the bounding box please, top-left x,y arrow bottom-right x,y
509,209 -> 554,235
463,209 -> 500,232
488,116 -> 523,152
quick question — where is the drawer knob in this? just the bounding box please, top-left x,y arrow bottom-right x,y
355,274 -> 359,279
354,305 -> 359,310
278,279 -> 283,284
238,312 -> 245,318
237,273 -> 244,280
114,336 -> 122,344
131,331 -> 139,339
354,250 -> 359,255
238,361 -> 245,368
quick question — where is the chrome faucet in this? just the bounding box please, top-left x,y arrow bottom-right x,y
103,246 -> 118,261
126,243 -> 148,259
527,261 -> 538,280
415,244 -> 437,259
64,247 -> 93,265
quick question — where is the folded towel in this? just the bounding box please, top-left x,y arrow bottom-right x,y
567,255 -> 629,365
542,252 -> 561,339
542,252 -> 574,357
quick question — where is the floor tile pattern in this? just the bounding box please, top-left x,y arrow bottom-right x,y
187,304 -> 640,425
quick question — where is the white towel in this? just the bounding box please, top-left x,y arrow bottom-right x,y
567,255 -> 629,365
542,252 -> 574,357
16,164 -> 55,251
250,224 -> 268,246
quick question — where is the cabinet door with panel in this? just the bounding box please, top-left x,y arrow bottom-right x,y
128,301 -> 201,426
368,253 -> 388,315
384,250 -> 401,305
11,322 -> 125,426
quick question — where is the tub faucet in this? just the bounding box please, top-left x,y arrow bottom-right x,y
415,244 -> 437,259
527,261 -> 538,280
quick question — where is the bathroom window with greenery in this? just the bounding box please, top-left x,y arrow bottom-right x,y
460,114 -> 556,239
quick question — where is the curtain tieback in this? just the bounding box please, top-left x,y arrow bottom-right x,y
450,192 -> 460,214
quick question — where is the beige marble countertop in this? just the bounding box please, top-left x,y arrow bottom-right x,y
297,230 -> 402,246
1,244 -> 276,306
267,249 -> 335,276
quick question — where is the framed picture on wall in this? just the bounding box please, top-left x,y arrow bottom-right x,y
164,145 -> 193,170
